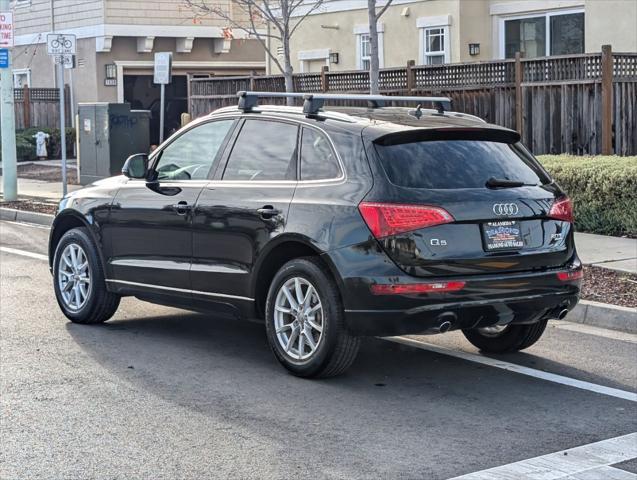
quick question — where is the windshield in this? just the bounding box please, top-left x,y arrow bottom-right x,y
375,140 -> 549,189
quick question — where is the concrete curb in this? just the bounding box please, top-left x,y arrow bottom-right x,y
0,207 -> 54,227
0,207 -> 634,334
567,300 -> 636,334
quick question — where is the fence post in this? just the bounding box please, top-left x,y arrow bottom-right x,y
23,85 -> 31,128
515,52 -> 523,135
321,65 -> 329,92
406,60 -> 415,94
601,44 -> 613,155
249,70 -> 256,91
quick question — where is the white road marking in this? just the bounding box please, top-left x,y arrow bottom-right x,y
0,246 -> 48,261
551,321 -> 637,345
385,336 -> 637,402
449,432 -> 637,479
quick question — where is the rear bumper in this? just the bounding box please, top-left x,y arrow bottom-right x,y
323,240 -> 581,337
344,291 -> 579,336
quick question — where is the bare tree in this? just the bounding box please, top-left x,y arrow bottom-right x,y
184,0 -> 324,104
367,0 -> 393,94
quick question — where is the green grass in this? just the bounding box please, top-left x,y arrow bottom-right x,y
536,155 -> 637,237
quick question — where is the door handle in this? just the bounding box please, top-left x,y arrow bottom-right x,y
172,201 -> 192,215
257,206 -> 282,217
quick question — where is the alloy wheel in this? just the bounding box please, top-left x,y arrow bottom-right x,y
57,243 -> 91,311
274,277 -> 324,361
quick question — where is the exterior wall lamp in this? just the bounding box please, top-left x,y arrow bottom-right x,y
469,43 -> 480,56
329,52 -> 339,64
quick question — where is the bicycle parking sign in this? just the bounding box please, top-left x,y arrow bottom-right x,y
47,33 -> 76,56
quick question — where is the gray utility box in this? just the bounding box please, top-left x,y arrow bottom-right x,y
78,103 -> 150,185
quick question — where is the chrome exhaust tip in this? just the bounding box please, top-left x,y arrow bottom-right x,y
558,308 -> 569,320
438,320 -> 452,333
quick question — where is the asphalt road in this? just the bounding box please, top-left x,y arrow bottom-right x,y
1,220 -> 636,479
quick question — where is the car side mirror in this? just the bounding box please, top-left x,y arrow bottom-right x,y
122,153 -> 148,179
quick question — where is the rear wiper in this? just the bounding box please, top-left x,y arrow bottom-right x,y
485,177 -> 536,189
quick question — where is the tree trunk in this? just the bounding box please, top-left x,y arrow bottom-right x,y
368,0 -> 380,95
282,35 -> 295,105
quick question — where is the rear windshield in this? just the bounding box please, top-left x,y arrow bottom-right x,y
375,140 -> 549,189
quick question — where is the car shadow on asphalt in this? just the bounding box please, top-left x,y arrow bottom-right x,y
63,309 -> 637,479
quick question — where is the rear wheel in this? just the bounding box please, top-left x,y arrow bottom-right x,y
265,258 -> 360,378
462,320 -> 548,353
53,227 -> 120,324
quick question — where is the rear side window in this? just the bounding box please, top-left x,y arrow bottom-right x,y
223,119 -> 298,181
375,140 -> 548,189
300,128 -> 341,181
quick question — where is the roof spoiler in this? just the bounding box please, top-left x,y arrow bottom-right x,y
374,127 -> 521,146
236,91 -> 452,115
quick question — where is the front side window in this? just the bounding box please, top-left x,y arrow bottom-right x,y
504,11 -> 584,58
223,120 -> 299,181
424,27 -> 447,65
359,34 -> 371,70
300,128 -> 341,181
154,120 -> 233,181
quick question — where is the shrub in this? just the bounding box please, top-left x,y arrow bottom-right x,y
538,155 -> 637,237
0,127 -> 76,162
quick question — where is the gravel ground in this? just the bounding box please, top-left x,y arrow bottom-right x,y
0,163 -> 79,184
582,265 -> 637,308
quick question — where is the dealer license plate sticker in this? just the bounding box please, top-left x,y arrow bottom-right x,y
482,221 -> 524,251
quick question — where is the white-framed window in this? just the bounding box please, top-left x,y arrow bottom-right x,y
354,24 -> 383,71
423,27 -> 447,65
499,9 -> 584,59
359,34 -> 371,70
13,69 -> 31,88
417,15 -> 451,65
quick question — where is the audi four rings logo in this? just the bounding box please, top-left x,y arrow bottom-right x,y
492,203 -> 519,216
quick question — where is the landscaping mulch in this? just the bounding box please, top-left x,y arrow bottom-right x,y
581,265 -> 636,308
0,163 -> 79,185
0,200 -> 57,215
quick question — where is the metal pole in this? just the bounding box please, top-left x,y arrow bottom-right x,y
0,0 -> 17,201
159,83 -> 165,143
57,61 -> 67,197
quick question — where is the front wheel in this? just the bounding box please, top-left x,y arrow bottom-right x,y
265,258 -> 360,378
462,320 -> 548,353
53,227 -> 121,324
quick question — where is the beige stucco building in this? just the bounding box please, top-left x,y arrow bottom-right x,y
272,0 -> 637,74
11,0 -> 265,140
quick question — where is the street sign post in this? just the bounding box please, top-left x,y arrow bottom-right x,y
154,52 -> 172,143
47,34 -> 76,196
0,3 -> 16,201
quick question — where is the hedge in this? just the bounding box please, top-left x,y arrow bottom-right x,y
538,155 -> 637,237
0,127 -> 76,162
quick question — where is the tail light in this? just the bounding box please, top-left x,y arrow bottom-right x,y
557,269 -> 583,282
549,197 -> 574,223
371,281 -> 466,295
358,202 -> 454,238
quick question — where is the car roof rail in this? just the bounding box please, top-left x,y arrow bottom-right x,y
236,91 -> 452,116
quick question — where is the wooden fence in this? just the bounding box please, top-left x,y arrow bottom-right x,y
190,45 -> 637,156
14,86 -> 71,130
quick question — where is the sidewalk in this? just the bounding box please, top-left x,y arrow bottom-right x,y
0,176 -> 81,203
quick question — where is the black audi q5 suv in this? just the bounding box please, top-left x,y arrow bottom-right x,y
49,92 -> 582,378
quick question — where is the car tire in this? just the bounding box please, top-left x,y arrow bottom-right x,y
53,227 -> 120,324
265,257 -> 360,378
462,320 -> 548,353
